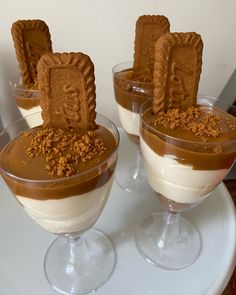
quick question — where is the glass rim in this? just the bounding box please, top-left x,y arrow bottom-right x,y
13,87 -> 38,94
9,73 -> 38,93
0,112 -> 120,184
112,61 -> 152,86
140,95 -> 236,147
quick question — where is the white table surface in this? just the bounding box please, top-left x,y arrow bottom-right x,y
0,130 -> 236,295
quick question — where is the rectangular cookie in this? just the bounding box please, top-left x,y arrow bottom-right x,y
11,19 -> 52,87
133,15 -> 170,80
153,32 -> 203,113
37,52 -> 97,130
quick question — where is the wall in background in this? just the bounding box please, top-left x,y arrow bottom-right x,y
0,0 -> 236,128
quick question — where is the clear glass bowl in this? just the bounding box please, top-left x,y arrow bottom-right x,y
0,112 -> 120,294
112,61 -> 153,193
136,95 -> 236,270
112,61 -> 153,141
9,74 -> 41,127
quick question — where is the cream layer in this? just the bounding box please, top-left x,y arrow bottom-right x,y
140,137 -> 227,204
117,103 -> 140,136
17,176 -> 114,234
18,106 -> 42,127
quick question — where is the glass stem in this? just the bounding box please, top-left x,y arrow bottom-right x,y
156,210 -> 181,249
65,234 -> 88,272
133,145 -> 142,180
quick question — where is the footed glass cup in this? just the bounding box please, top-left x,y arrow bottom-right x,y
0,112 -> 119,294
112,61 -> 153,193
135,96 -> 236,270
9,73 -> 41,127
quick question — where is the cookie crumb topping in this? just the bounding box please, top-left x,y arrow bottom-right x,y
151,106 -> 226,142
24,128 -> 106,177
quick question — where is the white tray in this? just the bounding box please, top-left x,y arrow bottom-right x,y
0,130 -> 235,295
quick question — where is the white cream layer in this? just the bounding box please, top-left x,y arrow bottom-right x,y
117,103 -> 140,136
140,137 -> 227,204
18,106 -> 42,127
17,176 -> 114,234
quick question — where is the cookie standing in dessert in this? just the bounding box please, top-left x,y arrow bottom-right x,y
0,52 -> 119,234
136,31 -> 236,270
1,50 -> 119,293
113,15 -> 170,141
11,19 -> 52,124
133,15 -> 170,82
11,19 -> 52,88
140,32 -> 236,204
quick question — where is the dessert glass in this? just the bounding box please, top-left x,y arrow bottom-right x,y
0,112 -> 119,294
135,95 -> 236,270
112,61 -> 153,192
9,73 -> 41,127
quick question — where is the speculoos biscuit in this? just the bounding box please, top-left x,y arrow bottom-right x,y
11,19 -> 52,88
133,15 -> 170,81
153,32 -> 203,113
37,52 -> 97,130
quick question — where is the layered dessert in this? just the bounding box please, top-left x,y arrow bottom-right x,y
1,51 -> 120,295
10,19 -> 52,126
135,31 -> 236,270
0,123 -> 117,234
139,31 -> 236,205
0,51 -> 119,234
10,74 -> 41,126
140,99 -> 236,204
113,15 -> 170,144
15,88 -> 40,118
113,64 -> 153,143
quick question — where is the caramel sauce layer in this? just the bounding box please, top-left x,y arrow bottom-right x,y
113,69 -> 153,113
141,105 -> 236,170
15,96 -> 40,109
0,125 -> 117,200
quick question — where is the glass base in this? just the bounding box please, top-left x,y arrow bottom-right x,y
135,212 -> 201,270
44,228 -> 116,294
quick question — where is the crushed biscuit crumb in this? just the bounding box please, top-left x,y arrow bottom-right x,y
25,128 -> 106,177
151,106 -> 223,141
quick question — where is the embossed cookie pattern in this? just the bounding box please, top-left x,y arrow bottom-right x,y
133,15 -> 170,77
37,52 -> 96,130
153,32 -> 203,113
11,19 -> 52,87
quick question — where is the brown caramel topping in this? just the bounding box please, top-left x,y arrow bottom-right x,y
126,69 -> 152,83
24,128 -> 106,177
151,106 -> 223,142
141,104 -> 236,170
113,69 -> 154,113
0,125 -> 117,199
15,96 -> 39,110
14,83 -> 39,109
